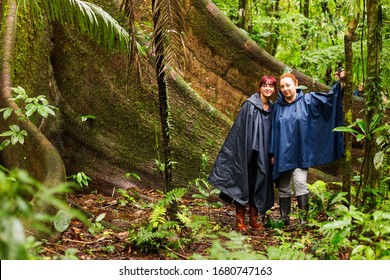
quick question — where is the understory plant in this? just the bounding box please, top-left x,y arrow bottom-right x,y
334,113 -> 390,204
308,180 -> 390,259
0,86 -> 57,150
126,187 -> 215,258
0,167 -> 82,259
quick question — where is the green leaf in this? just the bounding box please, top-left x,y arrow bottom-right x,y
322,217 -> 351,230
25,103 -> 37,117
192,194 -> 207,199
331,228 -> 350,245
356,134 -> 365,142
356,119 -> 366,133
81,115 -> 96,122
17,133 -> 25,145
369,114 -> 382,130
11,86 -> 26,97
37,105 -> 49,118
374,151 -> 384,169
124,172 -> 141,180
1,108 -> 13,119
0,140 -> 10,149
332,126 -> 359,134
54,210 -> 72,232
365,247 -> 376,260
0,131 -> 14,137
95,213 -> 106,222
47,106 -> 56,116
373,211 -> 390,221
372,125 -> 389,134
10,125 -> 20,132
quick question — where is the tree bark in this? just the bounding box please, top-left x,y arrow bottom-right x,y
263,0 -> 279,56
152,0 -> 173,192
0,0 -> 66,238
362,0 -> 382,206
237,0 -> 250,31
343,17 -> 359,206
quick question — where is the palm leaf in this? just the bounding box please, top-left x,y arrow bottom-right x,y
120,0 -> 145,80
151,0 -> 187,75
18,0 -> 129,50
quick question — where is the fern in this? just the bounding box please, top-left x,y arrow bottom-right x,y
157,187 -> 187,206
149,204 -> 167,228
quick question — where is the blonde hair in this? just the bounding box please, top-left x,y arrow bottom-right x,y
280,73 -> 298,86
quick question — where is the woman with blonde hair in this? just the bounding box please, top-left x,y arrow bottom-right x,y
270,70 -> 345,226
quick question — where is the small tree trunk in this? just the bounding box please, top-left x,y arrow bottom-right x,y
263,0 -> 279,56
342,17 -> 359,206
237,0 -> 250,31
152,0 -> 173,193
362,0 -> 382,207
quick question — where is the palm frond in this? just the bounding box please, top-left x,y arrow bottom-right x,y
18,0 -> 129,50
151,0 -> 187,75
120,0 -> 145,80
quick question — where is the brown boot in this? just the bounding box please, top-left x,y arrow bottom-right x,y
249,205 -> 263,230
235,203 -> 247,231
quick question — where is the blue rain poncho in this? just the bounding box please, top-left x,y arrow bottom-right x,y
208,93 -> 274,216
270,81 -> 345,180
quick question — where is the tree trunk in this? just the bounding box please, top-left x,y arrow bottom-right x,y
0,0 -> 66,238
343,17 -> 359,206
263,0 -> 279,56
151,0 -> 173,192
362,0 -> 382,207
300,0 -> 310,46
237,0 -> 250,31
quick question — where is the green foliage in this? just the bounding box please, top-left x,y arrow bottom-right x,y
0,168 -> 82,259
315,205 -> 390,260
127,187 -> 214,256
334,114 -> 389,143
264,216 -> 284,229
200,152 -> 210,178
8,86 -> 57,119
19,0 -> 129,50
54,210 -> 73,233
190,178 -> 223,214
213,0 -> 390,89
88,213 -> 106,235
191,231 -> 315,260
124,172 -> 141,181
116,189 -> 137,207
67,172 -> 92,188
306,180 -> 390,260
334,114 -> 389,204
80,115 -> 96,122
0,86 -> 57,150
266,244 -> 315,260
0,124 -> 28,148
192,231 -> 267,260
308,180 -> 349,220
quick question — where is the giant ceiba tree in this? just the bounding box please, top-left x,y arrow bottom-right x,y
1,0 -> 345,202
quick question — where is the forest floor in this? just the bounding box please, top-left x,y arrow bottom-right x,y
40,185 -> 313,260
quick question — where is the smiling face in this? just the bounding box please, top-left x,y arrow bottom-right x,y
259,83 -> 275,99
279,76 -> 298,103
258,76 -> 277,101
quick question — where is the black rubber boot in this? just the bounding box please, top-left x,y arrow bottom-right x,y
279,197 -> 291,226
297,194 -> 309,225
